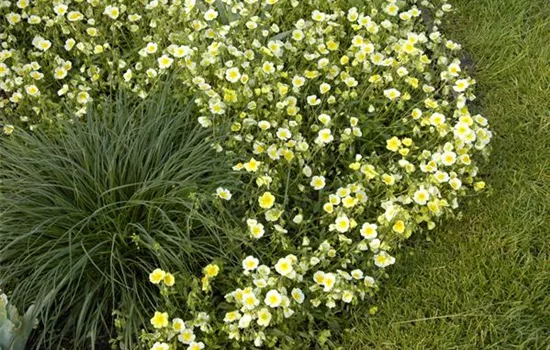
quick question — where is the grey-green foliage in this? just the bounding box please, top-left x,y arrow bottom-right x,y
0,81 -> 245,349
0,293 -> 37,350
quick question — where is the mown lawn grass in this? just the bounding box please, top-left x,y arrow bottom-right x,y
341,0 -> 550,348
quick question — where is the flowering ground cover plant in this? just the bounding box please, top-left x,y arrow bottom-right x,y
0,0 -> 492,348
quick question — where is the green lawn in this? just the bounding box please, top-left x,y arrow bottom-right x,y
342,0 -> 550,348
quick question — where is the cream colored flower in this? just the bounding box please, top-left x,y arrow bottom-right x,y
334,215 -> 350,233
242,256 -> 259,271
151,342 -> 169,350
384,88 -> 401,100
274,257 -> 293,276
256,308 -> 272,327
291,288 -> 305,304
150,311 -> 169,329
258,192 -> 275,209
264,289 -> 282,308
104,5 -> 120,19
374,251 -> 396,268
149,268 -> 166,284
310,176 -> 326,190
360,223 -> 377,239
216,187 -> 232,200
67,11 -> 84,21
225,67 -> 241,83
204,8 -> 218,21
158,55 -> 174,69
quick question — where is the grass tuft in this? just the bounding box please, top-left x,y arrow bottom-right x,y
0,83 -> 243,349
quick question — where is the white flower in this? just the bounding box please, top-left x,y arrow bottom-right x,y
345,76 -> 358,87
276,128 -> 291,140
454,79 -> 470,92
3,125 -> 14,135
187,342 -> 205,350
256,308 -> 272,327
274,257 -> 293,277
216,187 -> 232,200
449,177 -> 462,190
364,276 -> 376,287
292,75 -> 306,88
123,69 -> 133,82
258,121 -> 271,130
434,171 -> 450,183
360,223 -> 378,239
36,39 -> 52,51
310,176 -> 326,190
317,128 -> 333,144
242,256 -> 259,271
307,95 -> 321,106
198,116 -> 212,128
210,100 -> 226,115
184,0 -> 197,12
54,67 -> 67,80
441,151 -> 457,166
204,8 -> 219,21
77,91 -> 90,104
283,307 -> 294,318
302,165 -> 312,177
262,61 -> 275,74
374,251 -> 396,268
64,39 -> 76,51
413,189 -> 430,205
448,63 -> 461,76
264,289 -> 282,308
384,88 -> 401,100
312,10 -> 326,21
429,112 -> 446,126
53,4 -> 68,16
291,288 -> 305,304
342,290 -> 354,303
157,55 -> 174,69
242,292 -> 260,310
334,215 -> 350,233
225,67 -> 241,83
67,11 -> 84,21
223,311 -> 241,323
319,82 -> 331,94
293,214 -> 303,224
25,85 -> 40,96
0,63 -> 9,77
145,42 -> 158,54
151,342 -> 169,350
369,238 -> 381,251
322,273 -> 336,291
172,318 -> 185,332
247,220 -> 265,239
104,5 -> 120,19
318,113 -> 331,125
173,45 -> 192,58
178,328 -> 196,344
238,313 -> 252,328
128,13 -> 142,22
351,269 -> 364,279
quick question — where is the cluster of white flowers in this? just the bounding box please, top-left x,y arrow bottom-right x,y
181,0 -> 490,338
1,0 -> 491,348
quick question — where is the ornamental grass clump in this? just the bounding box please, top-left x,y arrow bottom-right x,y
0,86 -> 242,348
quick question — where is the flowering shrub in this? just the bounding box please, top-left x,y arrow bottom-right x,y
0,0 -> 492,348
